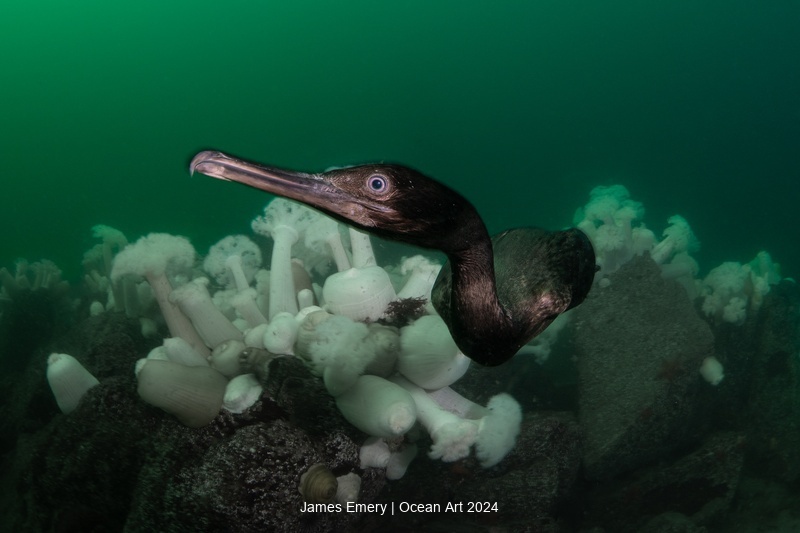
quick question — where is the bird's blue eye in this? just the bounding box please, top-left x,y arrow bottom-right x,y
367,175 -> 387,193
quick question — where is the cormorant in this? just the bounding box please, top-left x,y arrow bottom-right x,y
190,151 -> 596,366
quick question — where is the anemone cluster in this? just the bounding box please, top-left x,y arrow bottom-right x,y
574,184 -> 782,328
512,183 -> 784,382
0,258 -> 68,297
36,181 -> 787,505
44,196 -> 525,505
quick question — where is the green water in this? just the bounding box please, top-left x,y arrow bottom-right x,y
2,0 -> 798,280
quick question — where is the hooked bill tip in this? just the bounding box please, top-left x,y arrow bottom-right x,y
189,150 -> 225,177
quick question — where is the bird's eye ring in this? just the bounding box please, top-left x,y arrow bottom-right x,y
366,174 -> 388,194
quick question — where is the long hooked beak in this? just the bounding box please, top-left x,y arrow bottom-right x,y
190,149 -> 383,229
189,150 -> 333,202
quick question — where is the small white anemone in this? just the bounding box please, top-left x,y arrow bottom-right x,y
210,339 -> 247,377
169,277 -> 242,349
336,375 -> 417,438
203,235 -> 262,290
322,266 -> 397,322
386,444 -> 418,480
136,359 -> 228,427
397,315 -> 470,389
699,356 -> 724,386
474,394 -> 523,467
46,353 -> 100,414
222,373 -> 263,413
335,472 -> 362,505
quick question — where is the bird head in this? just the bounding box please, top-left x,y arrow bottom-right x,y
190,151 -> 486,252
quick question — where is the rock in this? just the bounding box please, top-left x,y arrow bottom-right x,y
582,432 -> 745,532
741,281 -> 800,482
365,412 -> 582,532
574,256 -> 715,479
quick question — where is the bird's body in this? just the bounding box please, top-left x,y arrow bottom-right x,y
433,227 -> 594,365
191,151 -> 596,366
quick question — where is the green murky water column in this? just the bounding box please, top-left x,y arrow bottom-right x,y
1,1 -> 798,280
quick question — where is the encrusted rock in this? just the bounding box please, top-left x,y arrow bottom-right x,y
575,256 -> 715,479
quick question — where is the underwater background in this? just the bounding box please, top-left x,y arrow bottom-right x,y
1,0 -> 798,281
3,2 -> 800,532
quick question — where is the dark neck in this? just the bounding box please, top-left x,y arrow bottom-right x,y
444,235 -> 517,366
